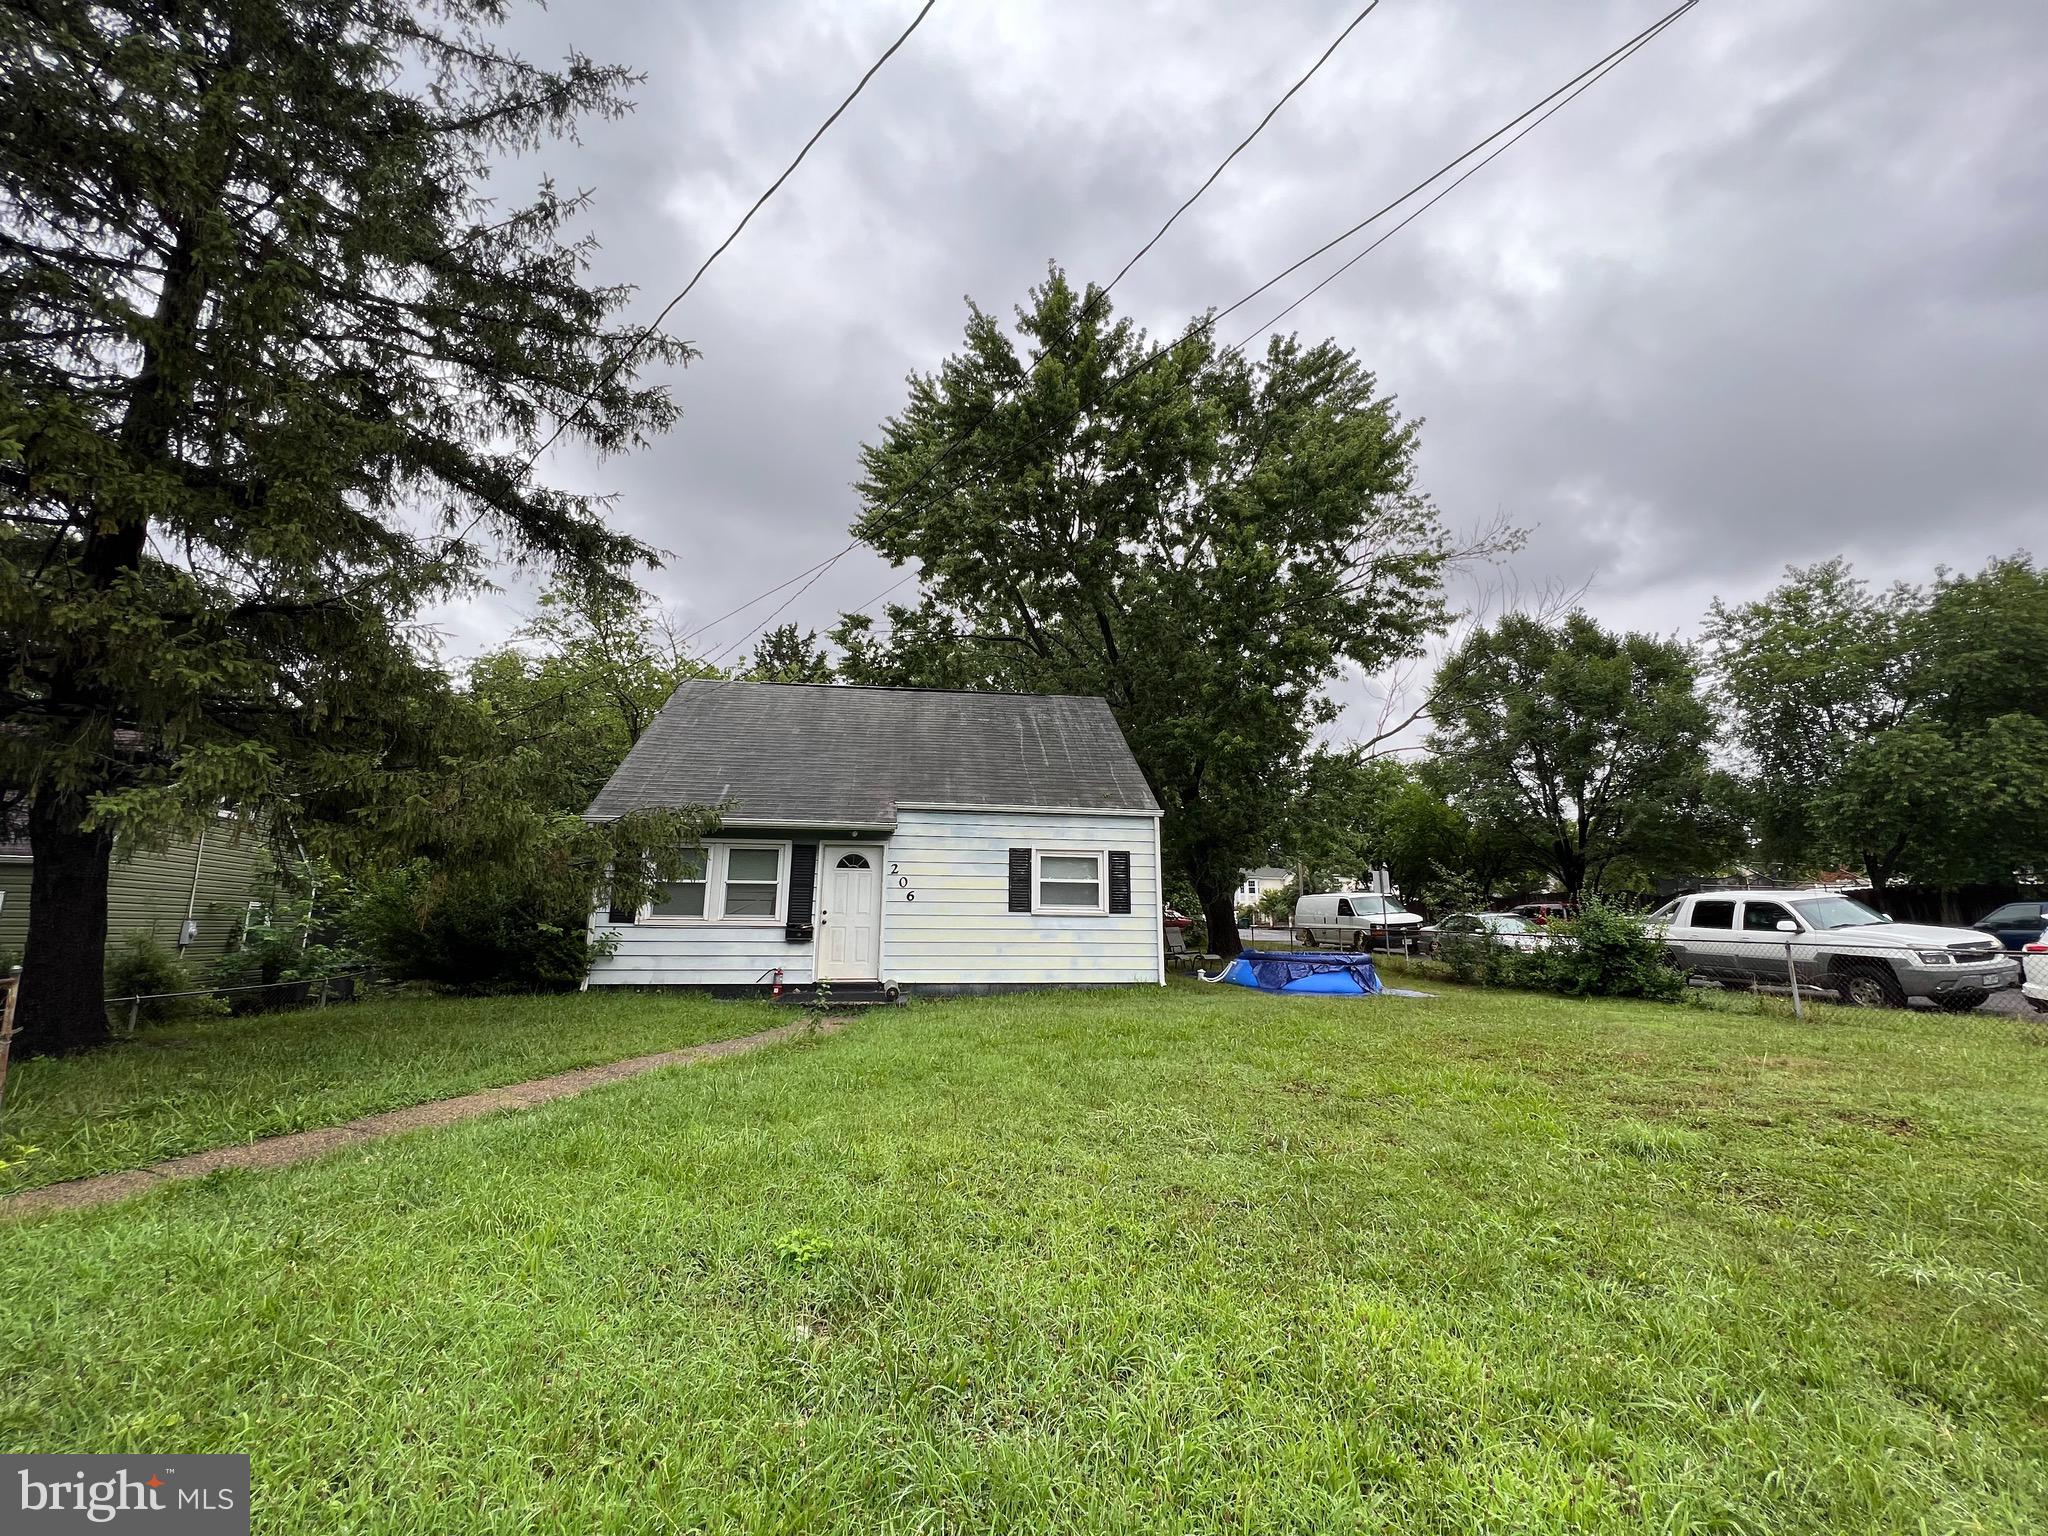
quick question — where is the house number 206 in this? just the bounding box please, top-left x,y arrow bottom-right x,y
890,862 -> 915,902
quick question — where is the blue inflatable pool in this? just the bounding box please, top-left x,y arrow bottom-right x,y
1204,950 -> 1384,995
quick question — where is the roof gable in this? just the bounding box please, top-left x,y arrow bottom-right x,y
586,681 -> 1159,824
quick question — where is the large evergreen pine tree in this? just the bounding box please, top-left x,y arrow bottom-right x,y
1,1 -> 687,1052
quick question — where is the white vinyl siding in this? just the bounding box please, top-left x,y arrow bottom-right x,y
590,839 -> 806,987
886,808 -> 1157,986
586,810 -> 1160,989
586,925 -> 815,988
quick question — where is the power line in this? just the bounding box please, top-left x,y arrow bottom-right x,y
831,0 -> 1695,573
1102,1 -> 1384,298
676,543 -> 856,647
1205,0 -> 1698,339
407,0 -> 942,592
525,0 -> 942,472
1231,3 -> 1693,348
701,1 -> 1391,659
703,557 -> 842,669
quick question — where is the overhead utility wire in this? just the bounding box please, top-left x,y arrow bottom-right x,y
1202,0 -> 1698,341
1101,1 -> 1384,299
694,2 -> 1388,658
1232,2 -> 1694,347
798,0 -> 1699,651
525,0 -> 942,472
403,0 -> 942,596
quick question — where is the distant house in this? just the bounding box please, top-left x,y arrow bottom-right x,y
1237,867 -> 1293,905
583,681 -> 1165,994
0,811 -> 273,964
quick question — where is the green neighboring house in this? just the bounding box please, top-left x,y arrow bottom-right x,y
0,815 -> 275,968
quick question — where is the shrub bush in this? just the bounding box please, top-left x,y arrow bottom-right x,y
350,863 -> 594,994
103,933 -> 222,1024
1506,898 -> 1685,1002
1430,898 -> 1682,1003
210,876 -> 371,1012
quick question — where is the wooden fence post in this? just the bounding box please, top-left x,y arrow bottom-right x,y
0,968 -> 20,1140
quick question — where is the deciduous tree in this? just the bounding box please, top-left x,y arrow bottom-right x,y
1429,613 -> 1733,902
1706,556 -> 2048,892
840,269 -> 1482,954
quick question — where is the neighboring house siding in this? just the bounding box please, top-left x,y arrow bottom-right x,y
117,821 -> 272,961
883,808 -> 1159,987
0,859 -> 29,958
586,808 -> 1161,990
0,821 -> 271,968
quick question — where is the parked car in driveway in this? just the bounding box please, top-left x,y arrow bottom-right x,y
1647,890 -> 2021,1010
1971,899 -> 2048,951
1418,912 -> 1546,954
1293,892 -> 1424,949
2025,940 -> 2047,1013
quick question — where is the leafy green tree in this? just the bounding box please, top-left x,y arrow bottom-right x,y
1899,558 -> 2048,888
1429,613 -> 1733,902
334,578 -> 722,992
1707,556 -> 2048,892
1704,560 -> 1916,881
468,579 -> 713,818
842,268 -> 1479,953
744,623 -> 835,684
1,2 -> 689,1051
1282,750 -> 1532,909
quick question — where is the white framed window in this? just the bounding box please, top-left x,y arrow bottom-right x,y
1035,849 -> 1106,914
647,847 -> 710,920
720,843 -> 785,921
643,843 -> 788,925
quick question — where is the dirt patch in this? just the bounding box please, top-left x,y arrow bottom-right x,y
2,1017 -> 847,1221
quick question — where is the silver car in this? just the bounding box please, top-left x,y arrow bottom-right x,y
1418,912 -> 1547,954
1649,890 -> 2022,1011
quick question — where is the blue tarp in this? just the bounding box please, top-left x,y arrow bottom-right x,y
1204,950 -> 1385,994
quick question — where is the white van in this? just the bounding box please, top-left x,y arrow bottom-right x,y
1293,892 -> 1425,950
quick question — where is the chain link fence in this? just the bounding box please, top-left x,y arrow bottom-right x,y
104,968 -> 380,1036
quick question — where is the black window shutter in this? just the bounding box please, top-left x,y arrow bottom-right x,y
1108,850 -> 1133,914
785,842 -> 818,941
1008,848 -> 1033,913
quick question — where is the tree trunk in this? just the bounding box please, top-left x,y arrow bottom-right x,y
1199,886 -> 1243,958
15,790 -> 116,1057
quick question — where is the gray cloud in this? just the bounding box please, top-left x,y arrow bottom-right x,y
431,0 -> 2048,721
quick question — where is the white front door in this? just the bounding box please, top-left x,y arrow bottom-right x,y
818,846 -> 883,981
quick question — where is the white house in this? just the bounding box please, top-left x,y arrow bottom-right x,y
584,681 -> 1165,995
1237,866 -> 1293,906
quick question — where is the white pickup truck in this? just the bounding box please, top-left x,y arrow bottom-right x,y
1647,889 -> 2022,1011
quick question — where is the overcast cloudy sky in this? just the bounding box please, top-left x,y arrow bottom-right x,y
437,0 -> 2046,741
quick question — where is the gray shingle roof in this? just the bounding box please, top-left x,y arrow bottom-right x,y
586,681 -> 1160,824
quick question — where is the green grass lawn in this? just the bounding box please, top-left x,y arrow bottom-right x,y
0,989 -> 785,1191
3,981 -> 2045,1532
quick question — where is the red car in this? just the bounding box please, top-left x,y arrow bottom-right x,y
1162,906 -> 1193,930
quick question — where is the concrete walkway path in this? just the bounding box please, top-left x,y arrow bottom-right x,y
3,1016 -> 845,1220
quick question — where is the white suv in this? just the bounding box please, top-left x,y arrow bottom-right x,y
2025,940 -> 2047,1013
1649,890 -> 2022,1011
